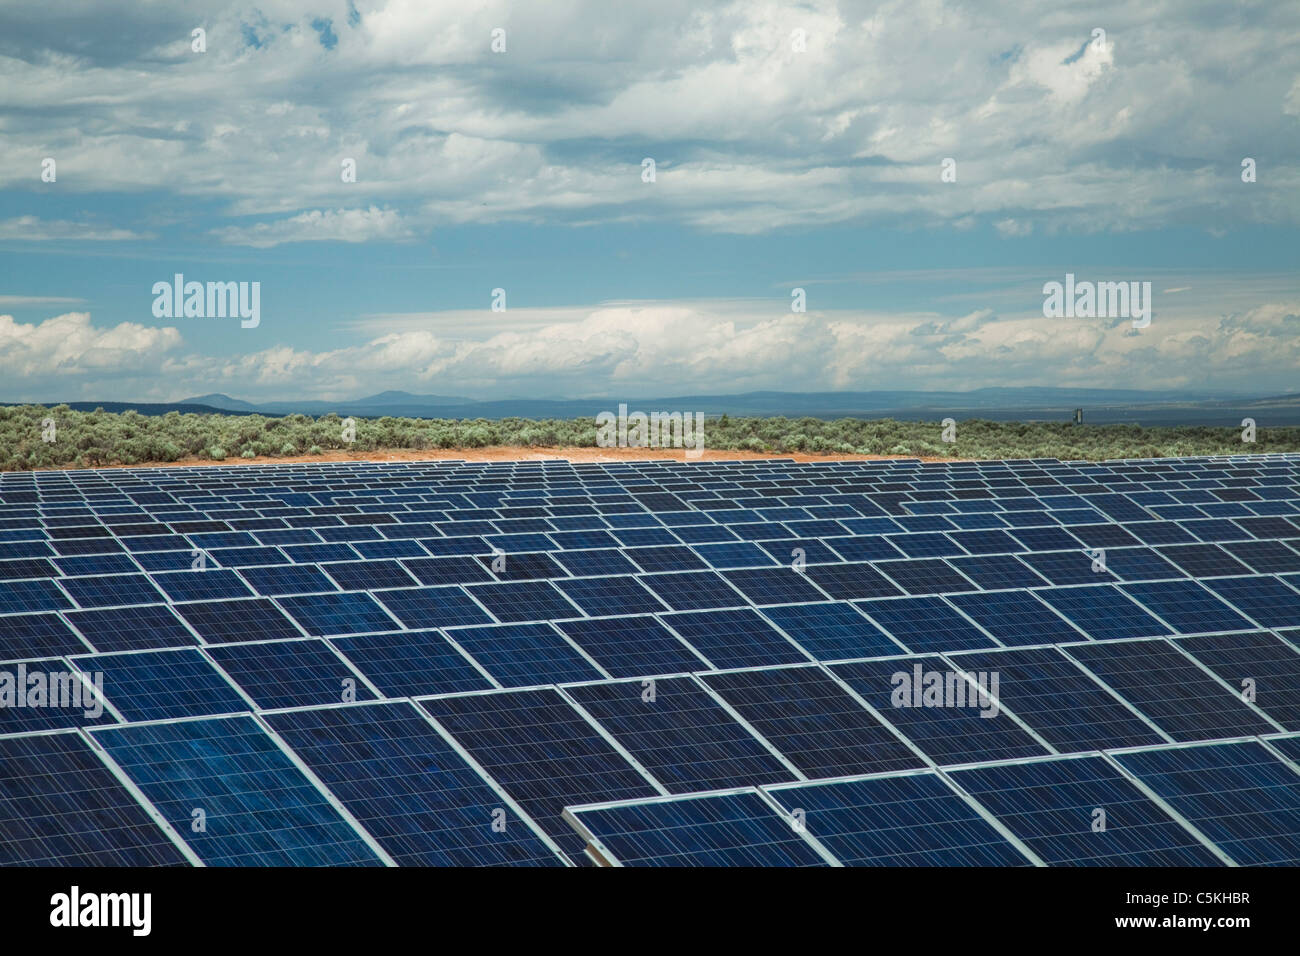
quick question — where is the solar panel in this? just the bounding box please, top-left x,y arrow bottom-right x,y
661,608 -> 811,669
5,452 -> 1300,867
556,616 -> 707,678
465,580 -> 582,623
0,731 -> 190,866
1062,638 -> 1279,741
563,676 -> 796,792
204,639 -> 378,710
91,715 -> 384,866
1120,579 -> 1257,634
1173,631 -> 1300,730
278,591 -> 401,636
854,597 -> 997,653
945,646 -> 1168,752
699,665 -> 926,778
763,771 -> 1033,866
264,702 -> 564,866
174,597 -> 303,644
830,657 -> 1049,765
1112,741 -> 1300,865
75,648 -> 251,721
330,630 -> 494,697
758,601 -> 905,661
444,621 -> 606,686
946,755 -> 1223,866
420,688 -> 659,860
564,790 -> 832,866
1034,585 -> 1173,641
1201,575 -> 1300,629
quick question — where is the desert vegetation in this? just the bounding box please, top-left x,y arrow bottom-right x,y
0,404 -> 1295,470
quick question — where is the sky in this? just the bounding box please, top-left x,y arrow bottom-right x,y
1,0 -> 1298,404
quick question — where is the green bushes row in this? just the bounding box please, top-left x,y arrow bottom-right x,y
0,404 -> 1294,470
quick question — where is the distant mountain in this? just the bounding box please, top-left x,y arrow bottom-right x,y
352,390 -> 475,406
10,387 -> 1300,425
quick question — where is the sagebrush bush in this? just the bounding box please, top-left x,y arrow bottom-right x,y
0,404 -> 1297,470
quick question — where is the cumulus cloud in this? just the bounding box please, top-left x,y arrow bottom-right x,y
5,298 -> 1299,402
1,0 -> 1297,237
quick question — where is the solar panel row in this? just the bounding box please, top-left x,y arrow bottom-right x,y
2,452 -> 1299,865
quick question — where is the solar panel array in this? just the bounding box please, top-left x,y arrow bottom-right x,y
3,452 -> 1300,866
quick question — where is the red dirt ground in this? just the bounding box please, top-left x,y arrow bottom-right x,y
43,446 -> 967,470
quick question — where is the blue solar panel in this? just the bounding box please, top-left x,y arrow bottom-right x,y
830,657 -> 1049,765
420,688 -> 659,860
947,646 -> 1167,752
466,580 -> 582,623
91,715 -> 383,866
173,597 -> 303,644
1120,579 -> 1256,634
1063,638 -> 1278,741
150,569 -> 253,602
555,575 -> 667,616
331,630 -> 493,697
763,772 -> 1033,866
1202,575 -> 1300,629
373,585 -> 494,629
565,790 -> 831,866
205,639 -> 379,710
0,612 -> 89,659
804,562 -> 903,599
948,755 -> 1223,866
661,608 -> 811,669
759,601 -> 905,661
278,591 -> 401,636
447,621 -> 606,686
700,665 -> 926,778
264,702 -> 563,866
557,616 -> 707,677
854,596 -> 997,653
0,731 -> 189,866
77,648 -> 251,721
65,603 -> 199,652
564,676 -> 796,792
1173,631 -> 1300,730
1112,741 -> 1300,866
1034,584 -> 1173,641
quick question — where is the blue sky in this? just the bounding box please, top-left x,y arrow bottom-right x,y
2,0 -> 1298,403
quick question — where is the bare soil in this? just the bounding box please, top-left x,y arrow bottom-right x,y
44,445 -> 967,471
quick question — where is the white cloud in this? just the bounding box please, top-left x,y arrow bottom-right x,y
0,216 -> 151,241
1,0 -> 1296,236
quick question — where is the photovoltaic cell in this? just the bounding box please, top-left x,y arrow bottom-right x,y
92,715 -> 383,866
65,604 -> 199,653
763,772 -> 1032,866
0,731 -> 189,866
661,608 -> 810,669
264,702 -> 563,866
1063,638 -> 1278,742
1034,585 -> 1173,641
1120,579 -> 1256,634
831,657 -> 1049,766
205,639 -> 378,710
447,621 -> 605,686
1173,631 -> 1300,730
947,646 -> 1166,752
854,597 -> 997,653
77,648 -> 250,722
330,630 -> 493,697
948,755 -> 1222,866
700,665 -> 926,779
565,790 -> 829,866
564,676 -> 796,792
556,616 -> 706,678
758,601 -> 905,661
1113,741 -> 1300,866
420,688 -> 659,859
